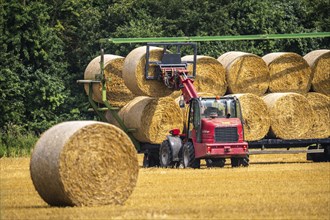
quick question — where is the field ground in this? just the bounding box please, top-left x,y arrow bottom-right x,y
1,152 -> 329,220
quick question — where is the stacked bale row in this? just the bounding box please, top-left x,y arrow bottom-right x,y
222,50 -> 329,140
84,47 -> 329,143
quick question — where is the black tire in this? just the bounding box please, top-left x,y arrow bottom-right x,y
143,151 -> 160,168
231,158 -> 240,167
241,154 -> 249,167
324,145 -> 330,162
206,158 -> 226,168
183,142 -> 200,169
231,155 -> 249,167
159,140 -> 174,168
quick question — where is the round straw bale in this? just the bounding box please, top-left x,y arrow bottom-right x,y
217,52 -> 269,95
123,46 -> 174,97
263,93 -> 314,139
115,96 -> 183,144
304,92 -> 330,138
303,49 -> 330,95
84,55 -> 136,107
181,55 -> 227,96
30,121 -> 138,207
227,93 -> 270,141
262,52 -> 312,93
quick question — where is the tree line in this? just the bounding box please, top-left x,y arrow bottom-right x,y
0,0 -> 329,141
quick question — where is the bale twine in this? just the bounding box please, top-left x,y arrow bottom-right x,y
227,93 -> 270,141
84,55 -> 136,107
181,55 -> 227,96
304,92 -> 330,138
123,46 -> 174,97
30,121 -> 138,207
263,93 -> 314,139
303,49 -> 330,95
217,52 -> 269,95
108,96 -> 183,144
262,52 -> 312,93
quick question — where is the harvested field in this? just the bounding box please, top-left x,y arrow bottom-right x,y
1,154 -> 329,220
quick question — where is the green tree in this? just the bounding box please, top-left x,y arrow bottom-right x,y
0,1 -> 68,133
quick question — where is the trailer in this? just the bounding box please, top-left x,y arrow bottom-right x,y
248,138 -> 330,162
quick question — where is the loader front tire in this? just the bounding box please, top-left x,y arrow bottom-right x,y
183,141 -> 200,169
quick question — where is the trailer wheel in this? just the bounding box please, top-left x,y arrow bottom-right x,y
159,140 -> 174,168
183,142 -> 200,169
307,145 -> 327,162
325,145 -> 330,162
206,159 -> 226,168
143,151 -> 160,168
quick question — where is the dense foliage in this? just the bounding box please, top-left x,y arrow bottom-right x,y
0,0 -> 329,154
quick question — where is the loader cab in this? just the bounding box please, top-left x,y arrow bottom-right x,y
200,97 -> 243,120
185,96 -> 244,143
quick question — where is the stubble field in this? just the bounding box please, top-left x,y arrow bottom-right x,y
1,153 -> 329,220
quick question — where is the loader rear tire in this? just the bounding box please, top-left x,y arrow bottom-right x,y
183,141 -> 200,169
159,140 -> 174,168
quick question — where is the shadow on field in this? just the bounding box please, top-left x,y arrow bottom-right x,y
5,205 -> 49,209
250,161 -> 313,165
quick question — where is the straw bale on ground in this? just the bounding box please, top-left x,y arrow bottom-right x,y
217,52 -> 269,95
181,55 -> 227,96
123,46 -> 174,97
107,96 -> 183,144
30,121 -> 138,207
303,49 -> 330,95
227,93 -> 270,141
263,93 -> 314,139
304,92 -> 330,138
84,55 -> 136,107
262,52 -> 312,93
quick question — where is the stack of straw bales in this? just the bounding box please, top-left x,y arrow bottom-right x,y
30,121 -> 138,207
226,49 -> 329,141
303,49 -> 330,95
262,52 -> 312,93
182,55 -> 227,96
218,52 -> 269,95
106,96 -> 183,144
84,55 -> 136,107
